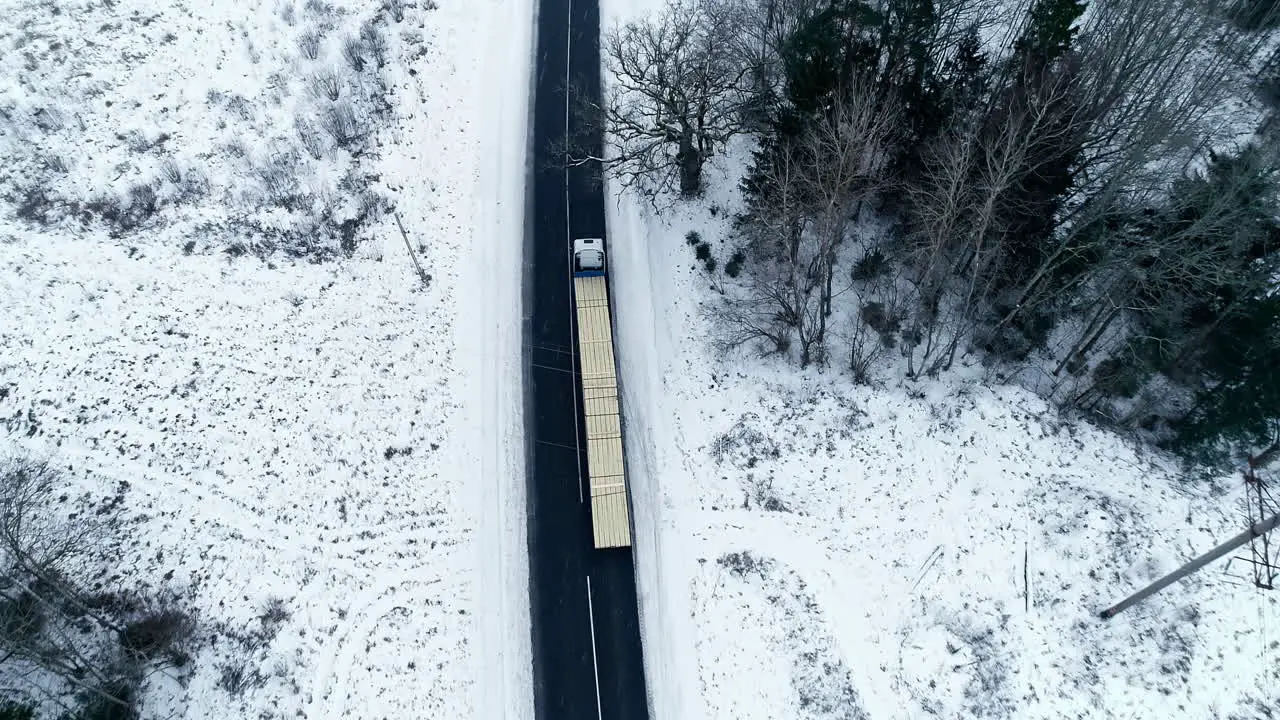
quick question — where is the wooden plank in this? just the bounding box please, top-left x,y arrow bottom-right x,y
591,489 -> 632,548
573,273 -> 632,549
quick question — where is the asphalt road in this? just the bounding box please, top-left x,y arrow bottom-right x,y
525,0 -> 651,718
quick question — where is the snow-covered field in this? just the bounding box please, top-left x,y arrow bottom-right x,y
0,0 -> 532,717
602,3 -> 1280,719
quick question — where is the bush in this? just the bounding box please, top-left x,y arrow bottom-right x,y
218,659 -> 265,696
320,101 -> 365,149
694,242 -> 711,261
14,186 -> 63,226
298,30 -> 323,60
120,608 -> 196,665
295,115 -> 328,160
253,155 -> 302,209
0,702 -> 35,720
259,596 -> 291,628
309,68 -> 343,101
360,22 -> 389,67
685,230 -> 702,246
725,250 -> 745,277
851,248 -> 888,282
704,256 -> 717,273
80,183 -> 161,236
73,677 -> 139,720
382,0 -> 405,22
341,35 -> 367,72
1231,0 -> 1280,30
859,301 -> 900,335
0,591 -> 47,645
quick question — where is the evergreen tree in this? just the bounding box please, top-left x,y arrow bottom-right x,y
982,0 -> 1089,296
877,0 -> 939,136
1012,0 -> 1088,73
1174,294 -> 1280,459
741,1 -> 880,223
940,25 -> 989,121
1232,0 -> 1280,31
780,0 -> 881,116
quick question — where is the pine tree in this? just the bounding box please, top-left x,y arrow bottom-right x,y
941,25 -> 989,121
741,1 -> 880,222
779,1 -> 881,116
1232,0 -> 1280,31
982,0 -> 1089,296
878,0 -> 939,134
1174,294 -> 1280,459
1012,0 -> 1088,73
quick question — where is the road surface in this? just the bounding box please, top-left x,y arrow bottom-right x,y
525,0 -> 651,718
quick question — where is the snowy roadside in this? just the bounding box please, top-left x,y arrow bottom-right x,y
0,0 -> 532,717
600,3 -> 1280,720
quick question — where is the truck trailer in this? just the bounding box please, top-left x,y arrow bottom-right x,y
571,238 -> 633,549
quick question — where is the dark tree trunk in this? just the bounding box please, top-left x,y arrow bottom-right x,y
678,133 -> 703,197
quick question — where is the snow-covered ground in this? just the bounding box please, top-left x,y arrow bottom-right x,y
0,0 -> 532,717
601,2 -> 1280,719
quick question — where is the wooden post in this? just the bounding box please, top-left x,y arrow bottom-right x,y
394,211 -> 431,288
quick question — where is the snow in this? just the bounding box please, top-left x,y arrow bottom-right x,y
0,0 -> 532,717
601,2 -> 1280,719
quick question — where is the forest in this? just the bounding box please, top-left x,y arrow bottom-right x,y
583,0 -> 1280,465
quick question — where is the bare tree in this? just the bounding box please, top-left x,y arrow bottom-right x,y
577,0 -> 752,199
993,0 -> 1264,331
727,131 -> 819,362
0,457 -> 199,717
0,457 -> 134,713
721,84 -> 896,367
794,85 -> 899,360
898,56 -> 1083,376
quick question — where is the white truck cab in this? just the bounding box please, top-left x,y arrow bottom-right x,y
573,237 -> 606,274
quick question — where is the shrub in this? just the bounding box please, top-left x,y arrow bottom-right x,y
74,677 -> 140,720
685,230 -> 702,246
694,242 -> 711,261
298,30 -> 323,60
218,659 -> 265,696
1232,0 -> 1280,30
80,183 -> 162,235
725,250 -> 745,278
254,155 -> 302,209
14,186 -> 63,226
704,256 -> 717,273
177,166 -> 211,203
0,702 -> 35,720
305,0 -> 335,15
309,68 -> 343,102
860,301 -> 902,342
120,608 -> 196,665
383,0 -> 405,22
259,596 -> 291,627
295,115 -> 328,160
360,22 -> 389,67
851,248 -> 888,282
342,35 -> 367,72
159,158 -> 183,185
365,76 -> 394,119
320,101 -> 365,149
0,591 -> 46,645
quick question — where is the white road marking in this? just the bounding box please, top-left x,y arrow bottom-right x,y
586,574 -> 605,720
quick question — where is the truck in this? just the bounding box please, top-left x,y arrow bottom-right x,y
571,238 -> 633,549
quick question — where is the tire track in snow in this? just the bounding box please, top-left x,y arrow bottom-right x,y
690,513 -> 886,688
302,576 -> 439,720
